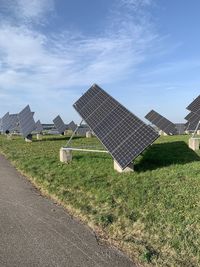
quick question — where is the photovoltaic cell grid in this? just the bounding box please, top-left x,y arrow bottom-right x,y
53,115 -> 67,134
8,114 -> 19,132
73,84 -> 159,169
18,105 -> 36,137
187,95 -> 200,113
145,110 -> 177,135
1,112 -> 12,133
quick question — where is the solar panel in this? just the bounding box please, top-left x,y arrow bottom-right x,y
145,110 -> 177,135
53,115 -> 67,134
77,126 -> 90,136
185,111 -> 200,123
175,123 -> 186,135
1,112 -> 12,133
73,84 -> 159,169
187,95 -> 200,112
18,105 -> 36,137
8,114 -> 19,132
35,120 -> 43,133
68,121 -> 77,132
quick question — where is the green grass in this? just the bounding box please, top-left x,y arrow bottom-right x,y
0,134 -> 200,266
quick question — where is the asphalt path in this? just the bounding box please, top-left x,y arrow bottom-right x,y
0,154 -> 135,267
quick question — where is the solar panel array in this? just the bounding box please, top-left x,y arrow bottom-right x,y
53,115 -> 67,134
145,110 -> 177,135
73,84 -> 159,169
18,105 -> 36,137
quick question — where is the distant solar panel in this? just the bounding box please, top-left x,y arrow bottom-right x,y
187,95 -> 200,112
2,112 -> 11,133
145,110 -> 177,135
73,84 -> 159,169
8,114 -> 19,132
77,126 -> 90,136
35,120 -> 43,133
68,121 -> 77,132
18,105 -> 36,137
175,123 -> 186,135
53,115 -> 67,134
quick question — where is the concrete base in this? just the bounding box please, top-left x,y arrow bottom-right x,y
189,137 -> 199,151
25,138 -> 32,143
159,130 -> 168,136
185,130 -> 189,135
60,148 -> 72,163
6,134 -> 12,140
197,130 -> 200,135
114,160 -> 134,173
86,131 -> 92,138
36,134 -> 42,140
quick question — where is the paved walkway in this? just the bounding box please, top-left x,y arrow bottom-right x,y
0,154 -> 135,267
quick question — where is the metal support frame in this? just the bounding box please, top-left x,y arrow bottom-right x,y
62,147 -> 108,153
66,119 -> 83,147
192,120 -> 200,137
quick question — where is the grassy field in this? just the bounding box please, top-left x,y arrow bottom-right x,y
0,134 -> 200,266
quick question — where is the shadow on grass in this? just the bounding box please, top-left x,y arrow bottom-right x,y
135,141 -> 200,172
34,136 -> 83,142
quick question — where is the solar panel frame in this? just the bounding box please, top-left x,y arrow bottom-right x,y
53,115 -> 67,134
18,105 -> 36,137
145,110 -> 177,135
73,84 -> 159,169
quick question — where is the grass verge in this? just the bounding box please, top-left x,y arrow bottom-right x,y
0,134 -> 200,266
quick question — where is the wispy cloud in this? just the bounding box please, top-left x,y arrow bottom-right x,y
0,0 -> 160,119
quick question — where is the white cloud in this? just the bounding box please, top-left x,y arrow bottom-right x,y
0,0 -> 160,120
0,0 -> 54,24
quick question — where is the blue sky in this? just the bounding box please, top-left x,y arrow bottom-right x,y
0,0 -> 199,123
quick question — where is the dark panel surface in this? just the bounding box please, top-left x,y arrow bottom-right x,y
53,115 -> 67,134
187,95 -> 200,112
18,105 -> 36,137
145,109 -> 177,135
73,84 -> 159,169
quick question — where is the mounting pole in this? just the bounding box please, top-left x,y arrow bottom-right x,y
192,120 -> 200,137
66,120 -> 83,147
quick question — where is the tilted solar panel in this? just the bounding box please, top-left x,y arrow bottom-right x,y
175,123 -> 186,135
35,120 -> 43,133
8,114 -> 19,132
187,95 -> 200,112
68,121 -> 77,132
2,112 -> 11,133
53,115 -> 67,134
73,84 -> 159,169
145,109 -> 177,135
18,105 -> 36,137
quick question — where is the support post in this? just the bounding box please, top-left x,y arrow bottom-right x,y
36,133 -> 42,140
25,134 -> 32,143
60,148 -> 72,163
189,137 -> 199,151
86,131 -> 92,138
114,160 -> 134,173
159,130 -> 168,136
